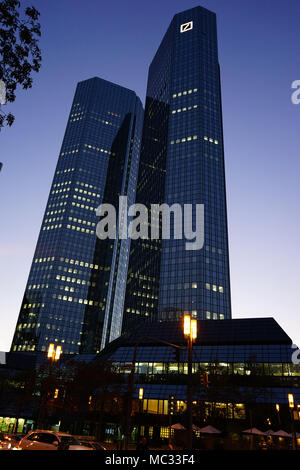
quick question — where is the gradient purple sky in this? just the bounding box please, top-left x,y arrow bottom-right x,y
0,0 -> 299,351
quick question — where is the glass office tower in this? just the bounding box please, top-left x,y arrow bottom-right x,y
11,77 -> 143,354
123,6 -> 231,332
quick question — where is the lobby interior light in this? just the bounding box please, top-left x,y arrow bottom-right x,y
139,388 -> 144,400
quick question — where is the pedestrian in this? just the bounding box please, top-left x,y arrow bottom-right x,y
136,437 -> 148,451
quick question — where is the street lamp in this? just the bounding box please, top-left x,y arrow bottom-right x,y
47,343 -> 62,366
275,403 -> 281,426
288,393 -> 297,450
183,314 -> 197,450
288,393 -> 294,409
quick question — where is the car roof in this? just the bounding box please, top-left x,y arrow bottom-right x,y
28,430 -> 72,437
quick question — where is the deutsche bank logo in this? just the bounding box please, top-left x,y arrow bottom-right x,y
180,21 -> 193,33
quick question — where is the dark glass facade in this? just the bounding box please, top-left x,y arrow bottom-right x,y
11,77 -> 143,354
102,317 -> 300,406
123,6 -> 231,332
12,6 -> 231,353
3,318 -> 300,440
92,318 -> 300,446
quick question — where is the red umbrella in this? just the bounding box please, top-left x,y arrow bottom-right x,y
171,423 -> 186,430
242,428 -> 266,436
272,430 -> 292,438
198,425 -> 221,434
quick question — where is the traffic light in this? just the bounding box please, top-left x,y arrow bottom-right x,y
293,410 -> 300,421
54,388 -> 59,399
205,373 -> 209,387
200,373 -> 209,388
168,394 -> 177,415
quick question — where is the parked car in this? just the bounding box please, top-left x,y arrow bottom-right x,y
0,432 -> 10,450
5,434 -> 24,446
77,439 -> 106,450
0,432 -> 20,450
18,430 -> 93,450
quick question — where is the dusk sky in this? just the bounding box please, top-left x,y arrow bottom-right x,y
0,0 -> 299,352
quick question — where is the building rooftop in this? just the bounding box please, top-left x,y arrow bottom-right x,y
102,318 -> 292,354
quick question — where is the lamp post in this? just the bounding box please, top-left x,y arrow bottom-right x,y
123,336 -> 185,450
37,344 -> 62,429
183,314 -> 197,451
288,393 -> 297,451
138,388 -> 144,441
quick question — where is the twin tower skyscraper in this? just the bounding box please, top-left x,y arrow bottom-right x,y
11,6 -> 232,355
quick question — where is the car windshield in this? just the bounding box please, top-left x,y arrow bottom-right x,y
79,441 -> 93,447
59,436 -> 80,445
92,443 -> 105,450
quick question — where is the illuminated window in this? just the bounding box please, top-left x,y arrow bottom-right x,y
146,400 -> 158,414
160,427 -> 174,438
234,404 -> 246,420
